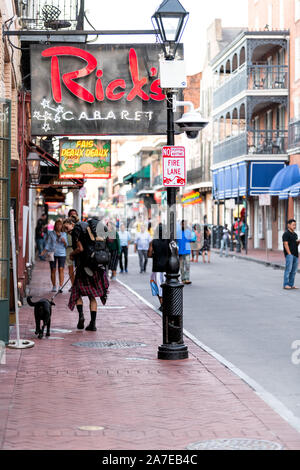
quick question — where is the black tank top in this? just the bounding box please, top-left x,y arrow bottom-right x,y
152,239 -> 169,272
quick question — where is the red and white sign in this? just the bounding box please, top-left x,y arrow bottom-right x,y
162,146 -> 186,187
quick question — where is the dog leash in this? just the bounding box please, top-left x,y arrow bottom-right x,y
50,266 -> 78,303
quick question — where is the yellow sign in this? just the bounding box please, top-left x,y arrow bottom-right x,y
59,139 -> 111,179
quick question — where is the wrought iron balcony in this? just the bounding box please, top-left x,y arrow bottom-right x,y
17,0 -> 84,31
213,129 -> 288,165
213,133 -> 247,164
289,120 -> 300,151
187,167 -> 203,183
213,65 -> 288,109
248,129 -> 288,155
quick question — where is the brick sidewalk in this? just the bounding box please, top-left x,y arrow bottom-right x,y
214,248 -> 286,268
1,261 -> 300,450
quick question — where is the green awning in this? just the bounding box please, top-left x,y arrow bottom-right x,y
123,173 -> 133,182
136,165 -> 150,179
123,165 -> 150,183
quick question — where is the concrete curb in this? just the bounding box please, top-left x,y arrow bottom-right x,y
211,248 -> 291,271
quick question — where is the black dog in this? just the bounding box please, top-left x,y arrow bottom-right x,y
27,297 -> 55,339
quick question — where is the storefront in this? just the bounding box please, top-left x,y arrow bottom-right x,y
212,159 -> 287,250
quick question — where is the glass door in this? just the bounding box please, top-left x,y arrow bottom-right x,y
0,100 -> 10,344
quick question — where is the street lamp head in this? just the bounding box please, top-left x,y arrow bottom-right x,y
27,151 -> 41,184
152,0 -> 189,59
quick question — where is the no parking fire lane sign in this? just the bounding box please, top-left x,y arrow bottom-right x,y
162,146 -> 186,187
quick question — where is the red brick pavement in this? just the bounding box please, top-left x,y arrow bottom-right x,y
1,261 -> 300,450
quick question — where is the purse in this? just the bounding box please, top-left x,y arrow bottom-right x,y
45,251 -> 54,262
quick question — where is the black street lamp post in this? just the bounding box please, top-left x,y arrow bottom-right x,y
152,0 -> 190,360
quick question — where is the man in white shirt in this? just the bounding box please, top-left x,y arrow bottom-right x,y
119,223 -> 131,273
135,224 -> 151,273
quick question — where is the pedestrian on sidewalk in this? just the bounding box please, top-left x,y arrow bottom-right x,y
282,219 -> 300,290
201,225 -> 211,263
191,223 -> 201,262
41,219 -> 67,293
135,224 -> 151,273
63,217 -> 109,331
147,223 -> 168,311
66,209 -> 79,290
220,224 -> 230,258
107,221 -> 121,280
119,223 -> 131,273
176,220 -> 195,284
35,213 -> 48,261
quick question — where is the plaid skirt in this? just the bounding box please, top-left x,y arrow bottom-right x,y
68,268 -> 109,311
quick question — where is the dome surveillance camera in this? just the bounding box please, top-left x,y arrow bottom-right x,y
175,111 -> 209,139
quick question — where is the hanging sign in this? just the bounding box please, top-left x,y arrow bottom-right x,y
181,190 -> 203,206
259,194 -> 271,206
30,43 -> 183,136
162,146 -> 186,187
59,139 -> 111,179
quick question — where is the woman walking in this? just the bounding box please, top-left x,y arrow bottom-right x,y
202,225 -> 211,263
42,219 -> 67,292
148,223 -> 168,311
63,217 -> 109,332
191,224 -> 201,262
66,209 -> 79,290
107,221 -> 121,280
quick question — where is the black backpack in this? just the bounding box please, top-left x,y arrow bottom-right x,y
84,217 -> 110,269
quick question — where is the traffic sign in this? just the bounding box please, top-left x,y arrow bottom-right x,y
162,146 -> 186,187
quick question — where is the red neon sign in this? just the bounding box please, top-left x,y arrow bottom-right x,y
41,46 -> 166,104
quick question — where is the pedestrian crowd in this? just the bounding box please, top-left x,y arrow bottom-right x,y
35,208 -> 300,330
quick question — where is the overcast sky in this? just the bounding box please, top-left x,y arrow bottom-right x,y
85,0 -> 248,75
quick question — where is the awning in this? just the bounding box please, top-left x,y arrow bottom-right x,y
123,165 -> 150,184
213,161 -> 286,200
269,164 -> 300,196
279,181 -> 300,200
212,162 -> 247,200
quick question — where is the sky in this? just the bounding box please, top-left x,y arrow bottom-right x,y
85,0 -> 248,75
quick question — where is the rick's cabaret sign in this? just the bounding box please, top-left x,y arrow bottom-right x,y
30,44 -> 183,136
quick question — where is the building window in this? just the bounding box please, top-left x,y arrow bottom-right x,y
279,0 -> 284,29
294,96 -> 300,119
296,0 -> 300,22
268,4 -> 273,29
294,199 -> 300,224
296,38 -> 300,81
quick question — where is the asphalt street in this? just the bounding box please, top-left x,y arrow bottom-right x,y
116,246 -> 300,420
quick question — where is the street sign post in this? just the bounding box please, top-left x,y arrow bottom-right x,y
162,146 -> 186,187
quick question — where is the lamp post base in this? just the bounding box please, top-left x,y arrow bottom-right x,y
158,343 -> 189,360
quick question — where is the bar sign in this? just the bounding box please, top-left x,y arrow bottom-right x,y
162,146 -> 186,187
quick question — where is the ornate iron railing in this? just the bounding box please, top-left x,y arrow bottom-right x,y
17,0 -> 83,30
248,129 -> 288,154
213,64 -> 288,109
289,120 -> 300,150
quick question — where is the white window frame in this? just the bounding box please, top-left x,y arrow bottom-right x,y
296,38 -> 300,81
279,0 -> 284,29
296,0 -> 300,22
268,4 -> 273,29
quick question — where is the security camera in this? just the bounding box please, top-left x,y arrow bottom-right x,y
176,110 -> 209,139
